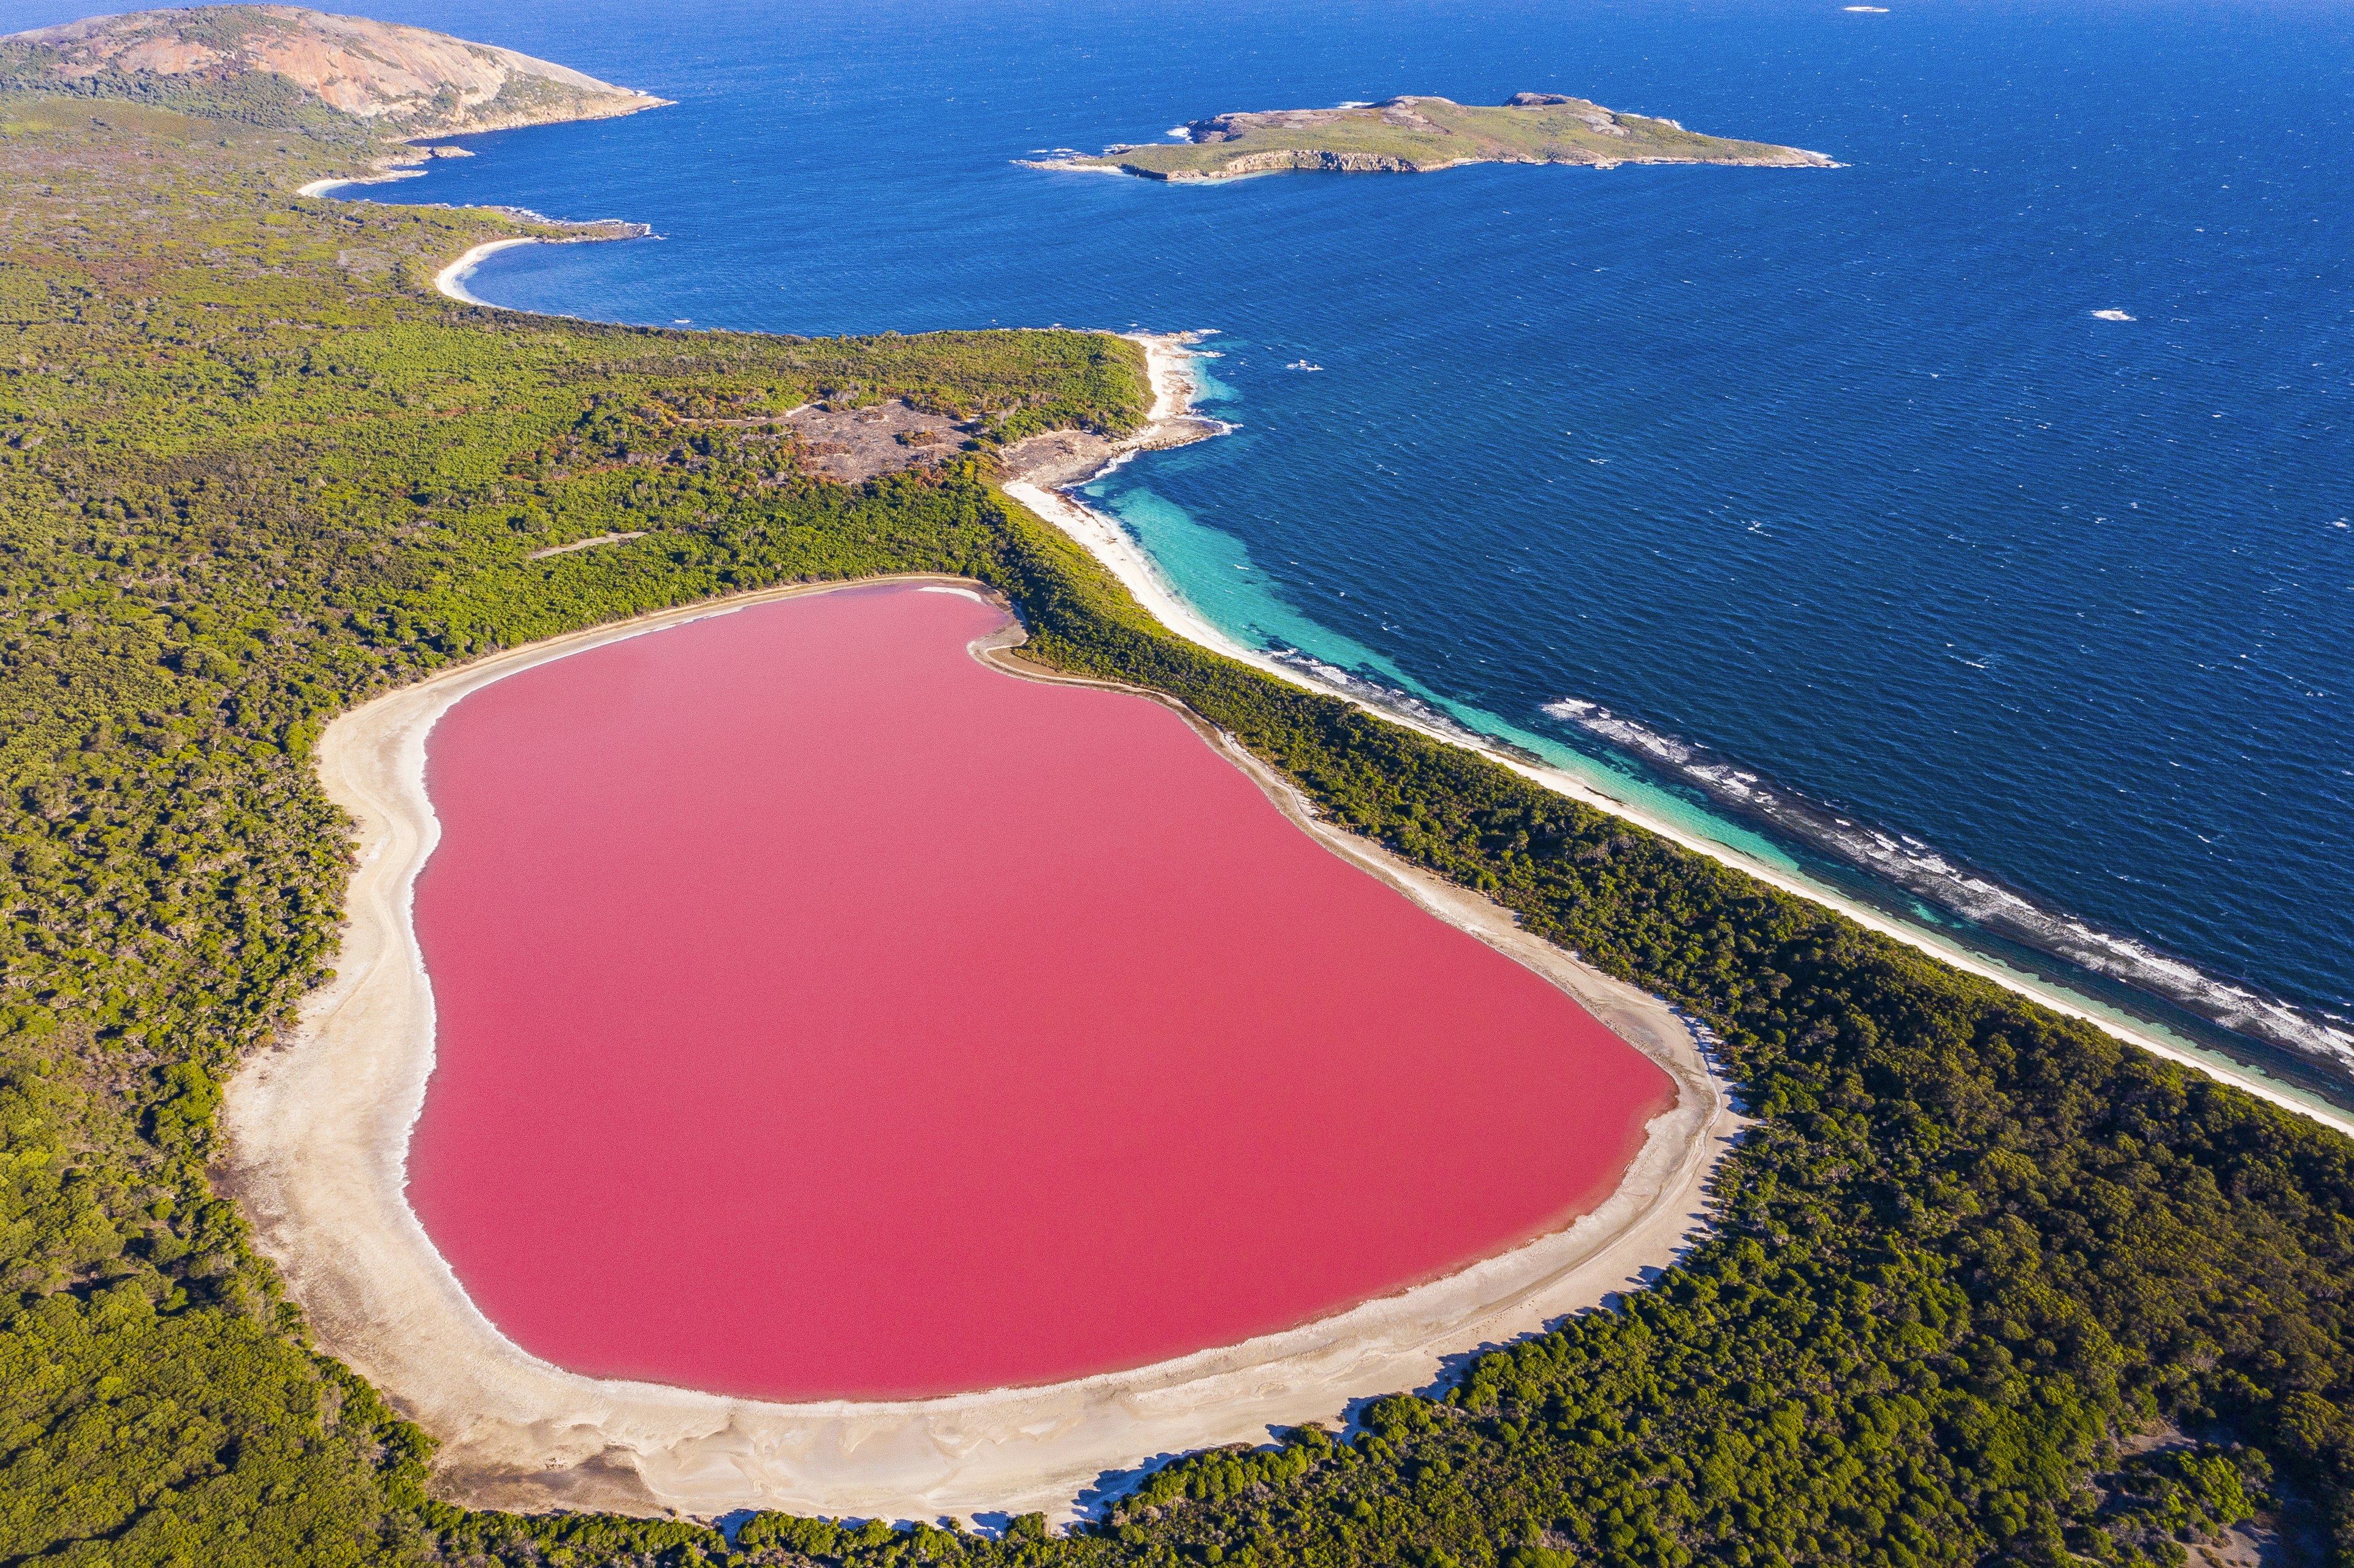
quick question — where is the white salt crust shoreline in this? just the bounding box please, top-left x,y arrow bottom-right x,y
221,573 -> 1735,1525
1013,336 -> 2354,1142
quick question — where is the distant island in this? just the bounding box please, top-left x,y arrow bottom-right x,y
0,4 -> 668,136
1029,93 -> 1835,181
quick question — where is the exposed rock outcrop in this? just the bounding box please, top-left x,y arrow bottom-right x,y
0,6 -> 668,135
1135,148 -> 1424,181
1188,96 -> 1447,144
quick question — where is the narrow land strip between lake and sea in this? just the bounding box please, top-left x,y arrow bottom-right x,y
1002,333 -> 2354,1143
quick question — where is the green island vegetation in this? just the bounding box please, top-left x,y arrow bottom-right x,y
0,47 -> 2349,1568
1038,95 -> 1833,182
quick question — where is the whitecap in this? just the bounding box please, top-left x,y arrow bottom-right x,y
1534,696 -> 2354,1076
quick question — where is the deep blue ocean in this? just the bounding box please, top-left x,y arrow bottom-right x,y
17,0 -> 2347,1097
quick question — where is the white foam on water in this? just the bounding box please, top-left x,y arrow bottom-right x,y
1542,696 -> 2354,1078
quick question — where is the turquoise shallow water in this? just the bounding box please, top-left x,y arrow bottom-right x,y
123,0 -> 2352,1097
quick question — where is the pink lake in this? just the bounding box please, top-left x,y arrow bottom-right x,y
406,584 -> 1672,1400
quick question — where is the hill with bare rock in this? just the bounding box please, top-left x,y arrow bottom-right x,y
1032,91 -> 1833,181
0,6 -> 668,136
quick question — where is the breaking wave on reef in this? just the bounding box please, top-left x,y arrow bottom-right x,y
1269,649 -> 1508,751
1232,637 -> 2354,1089
1540,698 -> 2354,1080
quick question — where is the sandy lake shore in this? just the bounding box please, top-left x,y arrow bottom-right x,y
222,573 -> 1735,1525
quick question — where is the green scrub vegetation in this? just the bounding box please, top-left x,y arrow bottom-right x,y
0,81 -> 2347,1568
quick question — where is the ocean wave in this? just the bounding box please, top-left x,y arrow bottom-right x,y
1542,698 -> 2354,1079
1271,649 -> 1485,742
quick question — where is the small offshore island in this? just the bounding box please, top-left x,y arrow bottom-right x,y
1031,93 -> 1835,181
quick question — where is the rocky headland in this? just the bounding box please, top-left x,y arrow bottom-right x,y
0,5 -> 669,137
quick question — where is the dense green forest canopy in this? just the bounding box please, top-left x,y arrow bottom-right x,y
1,78 -> 2351,1568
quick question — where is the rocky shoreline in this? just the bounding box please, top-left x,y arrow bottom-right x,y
299,145 -> 651,242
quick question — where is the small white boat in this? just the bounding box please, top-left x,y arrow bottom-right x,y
1285,359 -> 1324,371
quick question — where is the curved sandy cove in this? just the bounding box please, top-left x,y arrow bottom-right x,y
222,573 -> 1732,1523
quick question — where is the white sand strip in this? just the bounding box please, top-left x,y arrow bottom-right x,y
297,167 -> 425,200
435,237 -> 539,304
1007,335 -> 2354,1141
223,574 -> 1734,1526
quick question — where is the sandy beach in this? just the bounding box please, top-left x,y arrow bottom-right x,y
297,167 -> 425,200
294,139 -> 470,200
223,574 -> 1734,1524
435,236 -> 539,304
1007,336 -> 2354,1142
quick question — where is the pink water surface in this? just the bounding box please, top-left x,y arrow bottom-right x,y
406,584 -> 1672,1400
